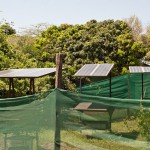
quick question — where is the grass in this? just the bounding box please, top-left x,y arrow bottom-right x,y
60,117 -> 150,150
0,117 -> 149,150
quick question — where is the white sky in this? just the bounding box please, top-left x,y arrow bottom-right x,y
0,0 -> 150,32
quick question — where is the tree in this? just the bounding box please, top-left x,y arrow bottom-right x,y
0,21 -> 16,35
34,19 -> 146,89
140,24 -> 150,61
20,23 -> 50,37
124,15 -> 143,41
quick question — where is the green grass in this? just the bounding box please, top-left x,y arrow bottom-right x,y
60,117 -> 150,150
0,117 -> 149,150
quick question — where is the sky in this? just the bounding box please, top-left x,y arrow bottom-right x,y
0,0 -> 150,33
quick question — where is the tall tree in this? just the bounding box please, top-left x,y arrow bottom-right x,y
124,15 -> 143,41
20,23 -> 50,37
34,19 -> 146,89
0,21 -> 16,35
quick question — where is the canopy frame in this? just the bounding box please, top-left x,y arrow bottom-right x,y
129,66 -> 150,100
0,68 -> 56,97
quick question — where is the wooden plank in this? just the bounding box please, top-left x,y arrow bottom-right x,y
74,102 -> 92,110
74,102 -> 107,112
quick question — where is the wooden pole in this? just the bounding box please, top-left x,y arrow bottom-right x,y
9,78 -> 14,97
8,78 -> 11,97
54,53 -> 63,150
32,78 -> 35,94
55,53 -> 63,88
29,78 -> 32,94
12,78 -> 14,97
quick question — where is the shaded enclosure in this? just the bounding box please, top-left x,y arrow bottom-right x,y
0,79 -> 150,150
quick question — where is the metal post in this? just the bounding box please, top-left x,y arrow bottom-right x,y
109,71 -> 112,97
4,133 -> 7,150
9,78 -> 14,97
80,77 -> 82,93
128,73 -> 130,99
142,73 -> 144,100
127,73 -> 130,118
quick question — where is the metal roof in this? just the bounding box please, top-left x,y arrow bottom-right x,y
74,64 -> 114,77
129,66 -> 150,73
0,68 -> 56,78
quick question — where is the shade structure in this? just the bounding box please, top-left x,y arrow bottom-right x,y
0,68 -> 56,78
129,66 -> 150,100
0,68 -> 56,97
74,64 -> 114,77
74,64 -> 114,97
129,66 -> 150,73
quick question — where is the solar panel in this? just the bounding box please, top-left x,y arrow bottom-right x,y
0,68 -> 56,78
74,64 -> 114,77
129,66 -> 150,73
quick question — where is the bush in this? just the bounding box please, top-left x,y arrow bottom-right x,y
138,107 -> 150,141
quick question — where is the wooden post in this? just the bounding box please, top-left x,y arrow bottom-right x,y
29,78 -> 35,94
55,53 -> 63,88
54,53 -> 63,150
9,78 -> 14,97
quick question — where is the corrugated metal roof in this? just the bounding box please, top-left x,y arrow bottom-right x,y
74,64 -> 114,77
0,68 -> 56,78
129,66 -> 150,73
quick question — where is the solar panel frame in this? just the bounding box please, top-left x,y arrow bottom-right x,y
74,64 -> 114,77
0,68 -> 56,78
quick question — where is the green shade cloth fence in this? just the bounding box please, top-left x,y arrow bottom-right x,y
79,73 -> 150,99
0,73 -> 150,149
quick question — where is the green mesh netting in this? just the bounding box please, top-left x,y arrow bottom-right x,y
1,73 -> 150,150
79,73 -> 150,99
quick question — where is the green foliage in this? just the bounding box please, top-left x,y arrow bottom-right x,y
0,18 -> 148,92
138,108 -> 150,141
34,19 -> 146,88
0,21 -> 16,35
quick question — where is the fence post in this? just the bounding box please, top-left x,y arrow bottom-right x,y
54,53 -> 63,150
55,53 -> 62,88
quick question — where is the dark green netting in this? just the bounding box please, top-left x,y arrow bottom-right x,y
78,73 -> 150,99
0,86 -> 150,150
77,74 -> 129,98
0,90 -> 56,150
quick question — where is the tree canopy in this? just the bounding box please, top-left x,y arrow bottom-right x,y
35,19 -> 147,86
0,18 -> 148,93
